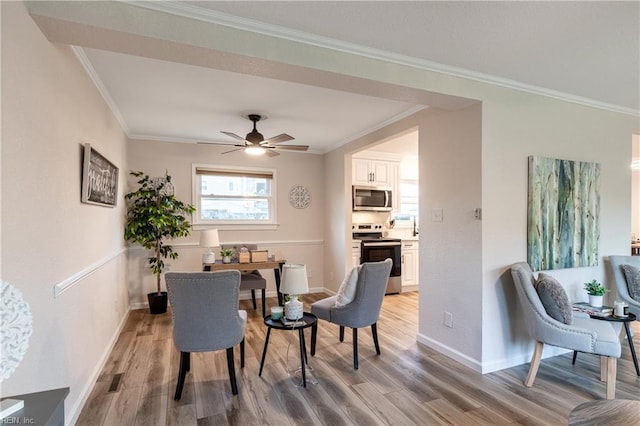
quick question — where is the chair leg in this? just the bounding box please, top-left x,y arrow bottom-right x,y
174,351 -> 190,400
261,289 -> 266,318
605,356 -> 617,400
339,326 -> 345,342
353,328 -> 359,369
226,347 -> 238,395
240,338 -> 245,369
371,323 -> 381,355
251,289 -> 257,310
525,341 -> 543,387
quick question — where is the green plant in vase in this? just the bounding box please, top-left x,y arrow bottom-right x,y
584,280 -> 608,296
219,248 -> 235,263
124,170 -> 195,314
584,279 -> 609,308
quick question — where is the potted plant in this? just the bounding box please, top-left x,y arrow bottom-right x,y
124,171 -> 195,314
584,279 -> 609,307
219,248 -> 235,264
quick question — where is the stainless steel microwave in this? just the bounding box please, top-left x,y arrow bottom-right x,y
352,186 -> 392,211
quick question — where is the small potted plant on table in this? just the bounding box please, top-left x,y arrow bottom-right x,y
124,171 -> 195,314
584,279 -> 609,307
220,248 -> 235,264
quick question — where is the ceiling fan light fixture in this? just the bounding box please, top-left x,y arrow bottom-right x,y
245,146 -> 266,156
246,130 -> 264,143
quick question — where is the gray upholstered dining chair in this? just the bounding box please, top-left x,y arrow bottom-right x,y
510,262 -> 621,399
608,255 -> 640,318
221,243 -> 268,317
165,271 -> 246,398
311,259 -> 392,369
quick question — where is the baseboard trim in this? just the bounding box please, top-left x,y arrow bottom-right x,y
67,307 -> 132,424
416,332 -> 482,373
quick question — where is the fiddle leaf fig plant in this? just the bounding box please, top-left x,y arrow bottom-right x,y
584,279 -> 609,296
124,171 -> 195,294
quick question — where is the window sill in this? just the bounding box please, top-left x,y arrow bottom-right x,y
193,223 -> 279,231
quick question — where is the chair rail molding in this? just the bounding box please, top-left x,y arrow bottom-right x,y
54,248 -> 127,297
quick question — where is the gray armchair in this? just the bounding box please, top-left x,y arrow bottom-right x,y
510,262 -> 621,399
311,259 -> 392,369
222,243 -> 268,317
608,255 -> 640,318
166,271 -> 246,398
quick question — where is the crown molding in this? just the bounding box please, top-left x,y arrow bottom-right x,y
124,0 -> 639,117
71,46 -> 131,133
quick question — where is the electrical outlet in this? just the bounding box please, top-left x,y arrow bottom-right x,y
444,311 -> 453,328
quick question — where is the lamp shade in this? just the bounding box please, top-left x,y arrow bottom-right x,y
199,229 -> 220,247
280,264 -> 309,295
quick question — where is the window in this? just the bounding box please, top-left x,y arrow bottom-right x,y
392,180 -> 419,227
193,165 -> 276,227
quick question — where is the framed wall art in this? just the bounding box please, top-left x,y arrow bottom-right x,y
81,143 -> 119,207
527,155 -> 600,271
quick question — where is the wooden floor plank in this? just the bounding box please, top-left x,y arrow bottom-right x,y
78,291 -> 640,425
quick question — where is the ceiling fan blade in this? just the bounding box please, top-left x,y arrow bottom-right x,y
262,133 -> 294,145
221,148 -> 245,155
273,144 -> 309,151
265,149 -> 280,157
198,141 -> 241,147
221,131 -> 250,144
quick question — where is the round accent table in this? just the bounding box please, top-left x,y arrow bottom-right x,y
572,313 -> 638,376
568,399 -> 640,425
258,312 -> 318,387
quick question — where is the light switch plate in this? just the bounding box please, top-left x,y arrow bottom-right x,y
431,208 -> 443,222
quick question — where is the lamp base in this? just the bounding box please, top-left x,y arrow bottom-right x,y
284,296 -> 303,320
202,249 -> 215,264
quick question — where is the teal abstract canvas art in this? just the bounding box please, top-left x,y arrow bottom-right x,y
527,156 -> 600,271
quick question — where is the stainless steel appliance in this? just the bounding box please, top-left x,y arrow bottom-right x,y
352,223 -> 401,294
352,186 -> 392,211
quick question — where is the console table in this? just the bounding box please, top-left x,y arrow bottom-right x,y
203,259 -> 286,305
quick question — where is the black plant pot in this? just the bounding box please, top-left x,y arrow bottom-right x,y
148,291 -> 168,315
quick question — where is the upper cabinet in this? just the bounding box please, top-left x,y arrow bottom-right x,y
352,157 -> 394,187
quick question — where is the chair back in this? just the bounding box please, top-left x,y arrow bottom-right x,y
340,259 -> 392,328
608,255 -> 640,317
166,271 -> 245,352
510,262 -> 552,341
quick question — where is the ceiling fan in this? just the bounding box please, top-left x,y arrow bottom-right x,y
201,113 -> 309,156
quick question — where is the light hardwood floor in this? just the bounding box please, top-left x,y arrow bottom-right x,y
77,292 -> 640,425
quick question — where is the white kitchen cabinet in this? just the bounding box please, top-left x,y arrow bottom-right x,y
401,240 -> 419,287
352,158 -> 393,187
351,241 -> 361,269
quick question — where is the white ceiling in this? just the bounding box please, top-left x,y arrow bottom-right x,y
70,1 -> 639,154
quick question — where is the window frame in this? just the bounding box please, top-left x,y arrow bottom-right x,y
192,163 -> 278,230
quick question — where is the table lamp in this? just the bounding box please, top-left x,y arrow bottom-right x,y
280,264 -> 309,320
200,228 -> 220,264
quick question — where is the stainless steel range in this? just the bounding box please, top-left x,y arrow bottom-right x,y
352,223 -> 401,294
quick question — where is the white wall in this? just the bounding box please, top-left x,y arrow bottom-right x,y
480,89 -> 637,371
1,2 -> 129,422
126,139 -> 325,307
632,134 -> 640,240
418,104 -> 483,365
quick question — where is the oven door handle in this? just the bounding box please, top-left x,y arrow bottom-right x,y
362,242 -> 401,247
